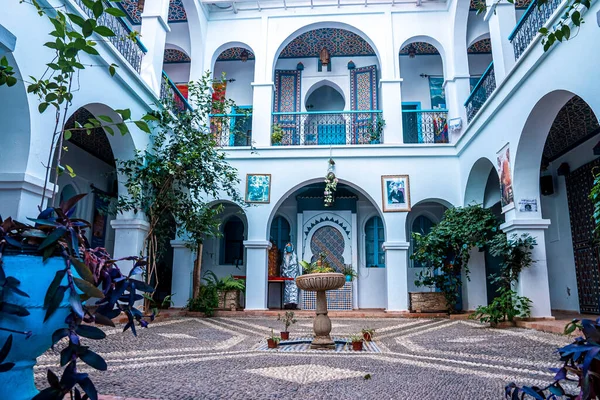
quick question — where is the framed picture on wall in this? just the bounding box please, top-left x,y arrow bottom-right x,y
381,175 -> 411,212
245,174 -> 271,203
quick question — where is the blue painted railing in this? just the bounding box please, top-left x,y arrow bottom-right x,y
508,0 -> 563,60
209,113 -> 253,147
464,62 -> 496,123
73,0 -> 147,72
271,110 -> 384,145
401,109 -> 449,144
161,72 -> 192,113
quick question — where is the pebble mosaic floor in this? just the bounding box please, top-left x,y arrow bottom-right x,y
33,317 -> 573,399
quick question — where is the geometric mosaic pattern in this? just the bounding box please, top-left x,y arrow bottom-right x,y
399,42 -> 440,55
255,338 -> 381,353
350,65 -> 378,111
279,28 -> 375,59
468,38 -> 492,54
117,0 -> 187,25
302,282 -> 353,311
246,364 -> 365,383
65,108 -> 116,167
163,48 -> 191,63
543,96 -> 600,161
310,226 -> 346,271
216,47 -> 256,61
273,70 -> 301,113
303,215 -> 351,240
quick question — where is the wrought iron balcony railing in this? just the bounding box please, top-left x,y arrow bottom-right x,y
401,110 -> 449,144
271,110 -> 384,146
73,0 -> 147,72
210,114 -> 253,147
160,72 -> 192,114
464,62 -> 496,123
509,0 -> 563,60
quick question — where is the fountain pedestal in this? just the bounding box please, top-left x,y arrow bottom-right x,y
295,273 -> 345,349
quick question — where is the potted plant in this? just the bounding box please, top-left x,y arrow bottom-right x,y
341,265 -> 357,282
362,328 -> 375,342
277,311 -> 297,340
202,271 -> 245,311
271,124 -> 284,145
266,328 -> 280,349
350,335 -> 364,351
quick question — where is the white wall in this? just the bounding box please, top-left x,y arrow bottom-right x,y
166,23 -> 191,57
163,63 -> 191,83
468,53 -> 493,77
399,55 -> 444,109
213,60 -> 256,107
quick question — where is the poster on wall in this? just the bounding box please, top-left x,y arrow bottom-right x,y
90,186 -> 112,248
381,175 -> 411,212
245,174 -> 271,203
497,143 -> 515,213
428,77 -> 446,109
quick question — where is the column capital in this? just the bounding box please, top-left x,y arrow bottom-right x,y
170,240 -> 193,249
110,218 -> 150,232
382,241 -> 410,251
244,240 -> 272,250
251,82 -> 275,88
140,14 -> 171,33
500,219 -> 551,233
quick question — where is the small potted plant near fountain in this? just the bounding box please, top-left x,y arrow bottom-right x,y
266,329 -> 280,349
350,335 -> 364,351
277,311 -> 296,340
296,253 -> 345,349
362,328 -> 375,342
341,265 -> 357,282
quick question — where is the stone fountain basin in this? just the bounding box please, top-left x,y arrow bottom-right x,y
295,272 -> 345,291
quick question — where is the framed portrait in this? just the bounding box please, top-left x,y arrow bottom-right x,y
496,143 -> 515,213
245,174 -> 271,203
381,175 -> 411,212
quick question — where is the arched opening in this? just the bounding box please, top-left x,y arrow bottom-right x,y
272,27 -> 382,146
221,216 -> 245,265
163,45 -> 191,98
514,92 -> 600,314
211,44 -> 255,147
266,179 -> 385,310
467,37 -> 493,92
399,39 -> 448,144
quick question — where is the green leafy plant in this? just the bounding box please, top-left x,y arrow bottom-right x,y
117,73 -> 243,304
341,265 -> 358,280
471,287 -> 532,325
361,328 -> 375,336
412,205 -> 499,311
277,311 -> 297,332
267,328 -> 281,344
185,285 -> 219,317
202,271 -> 245,292
349,334 -> 363,343
299,253 -> 335,274
271,124 -> 284,145
590,168 -> 600,239
367,115 -> 386,143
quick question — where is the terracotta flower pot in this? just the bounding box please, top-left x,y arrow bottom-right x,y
352,341 -> 363,351
363,332 -> 372,342
280,331 -> 290,340
267,339 -> 278,349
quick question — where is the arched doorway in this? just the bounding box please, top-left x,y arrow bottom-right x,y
514,92 -> 600,313
304,82 -> 346,145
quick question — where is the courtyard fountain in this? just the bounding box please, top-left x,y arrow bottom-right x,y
295,272 -> 345,349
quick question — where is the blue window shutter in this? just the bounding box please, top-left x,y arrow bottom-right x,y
365,216 -> 385,268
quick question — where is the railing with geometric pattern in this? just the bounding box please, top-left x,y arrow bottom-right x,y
464,62 -> 496,123
271,111 -> 384,146
401,110 -> 449,144
160,72 -> 192,114
210,114 -> 253,147
73,0 -> 147,72
508,0 -> 563,60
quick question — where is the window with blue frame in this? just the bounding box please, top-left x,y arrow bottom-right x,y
411,215 -> 434,268
230,106 -> 252,146
221,216 -> 244,265
365,216 -> 385,268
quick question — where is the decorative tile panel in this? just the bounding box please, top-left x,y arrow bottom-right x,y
302,282 -> 353,311
399,42 -> 440,55
163,48 -> 190,63
279,28 -> 375,58
65,108 -> 116,166
118,0 -> 187,25
310,226 -> 345,272
350,65 -> 378,111
467,38 -> 492,54
216,47 -> 256,61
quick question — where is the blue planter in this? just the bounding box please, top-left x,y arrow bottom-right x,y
345,275 -> 352,282
0,254 -> 75,400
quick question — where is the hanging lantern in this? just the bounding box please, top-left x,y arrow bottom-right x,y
137,0 -> 145,11
407,44 -> 416,59
240,49 -> 249,62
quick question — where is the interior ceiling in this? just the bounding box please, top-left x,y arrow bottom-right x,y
217,47 -> 256,61
398,38 -> 491,56
119,0 -> 187,25
205,0 -> 446,13
65,108 -> 116,167
164,48 -> 191,63
543,96 -> 600,161
279,28 -> 375,58
296,183 -> 358,199
469,0 -> 531,8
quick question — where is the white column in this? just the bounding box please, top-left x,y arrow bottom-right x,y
379,80 -> 403,144
244,240 -> 271,310
110,218 -> 149,276
170,240 -> 195,308
0,174 -> 55,221
0,24 -> 16,56
444,78 -> 470,142
383,241 -> 410,312
251,83 -> 274,147
462,249 -> 488,311
351,213 -> 359,310
485,1 -> 517,83
500,218 -> 552,318
139,0 -> 171,95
